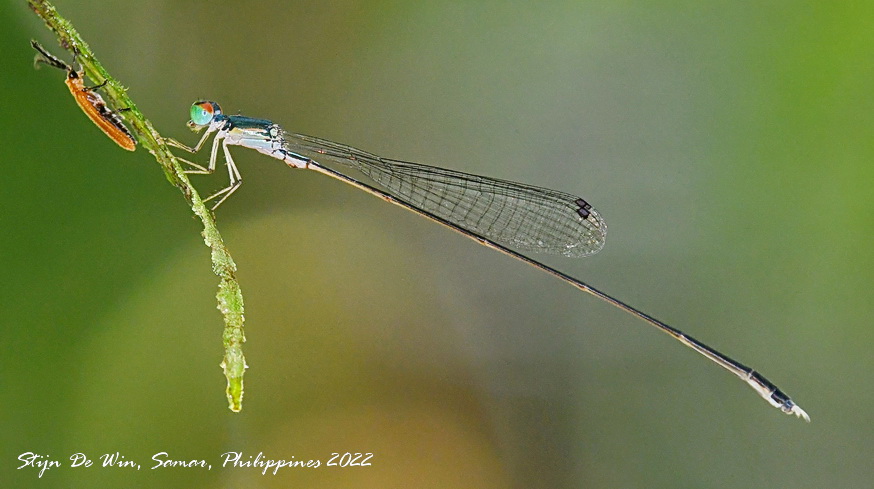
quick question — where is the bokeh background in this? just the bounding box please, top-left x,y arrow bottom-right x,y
3,1 -> 872,487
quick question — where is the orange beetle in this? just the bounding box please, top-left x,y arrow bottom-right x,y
31,40 -> 136,151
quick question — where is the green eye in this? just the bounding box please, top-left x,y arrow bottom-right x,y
189,103 -> 214,126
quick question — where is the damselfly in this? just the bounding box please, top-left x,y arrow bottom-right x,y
167,100 -> 809,421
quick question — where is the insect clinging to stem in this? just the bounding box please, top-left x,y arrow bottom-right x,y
31,40 -> 136,151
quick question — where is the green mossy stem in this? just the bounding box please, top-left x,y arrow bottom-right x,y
29,0 -> 247,412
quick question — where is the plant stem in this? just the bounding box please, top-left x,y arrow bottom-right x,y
28,0 -> 247,412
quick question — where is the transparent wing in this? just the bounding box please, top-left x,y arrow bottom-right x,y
283,132 -> 607,257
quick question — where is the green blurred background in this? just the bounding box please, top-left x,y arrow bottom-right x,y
3,1 -> 872,487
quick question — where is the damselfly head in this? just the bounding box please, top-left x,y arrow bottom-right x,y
189,100 -> 222,129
